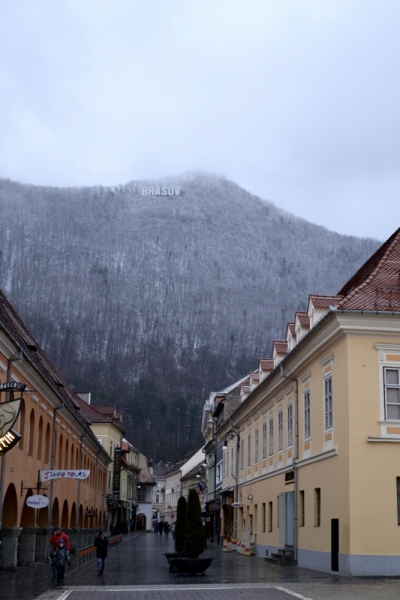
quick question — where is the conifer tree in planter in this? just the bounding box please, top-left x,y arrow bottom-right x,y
174,495 -> 187,554
183,488 -> 206,559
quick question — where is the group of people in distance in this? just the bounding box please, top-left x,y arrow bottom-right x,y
49,526 -> 108,586
153,519 -> 172,538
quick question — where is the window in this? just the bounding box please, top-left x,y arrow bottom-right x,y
216,460 -> 222,484
278,410 -> 283,451
262,502 -> 266,532
240,438 -> 244,470
262,421 -> 267,459
231,446 -> 235,475
299,491 -> 305,526
287,404 -> 293,447
268,418 -> 274,456
314,488 -> 321,527
384,368 -> 400,419
138,488 -> 145,502
254,428 -> 259,464
304,390 -> 311,439
247,433 -> 251,467
324,377 -> 333,429
268,501 -> 273,532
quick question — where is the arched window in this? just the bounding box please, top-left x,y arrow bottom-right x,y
37,416 -> 43,460
71,444 -> 74,469
45,423 -> 51,464
58,434 -> 63,469
28,409 -> 35,456
65,439 -> 69,469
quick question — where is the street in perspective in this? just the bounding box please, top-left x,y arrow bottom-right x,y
0,531 -> 400,600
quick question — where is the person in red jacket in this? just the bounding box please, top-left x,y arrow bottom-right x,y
49,527 -> 71,552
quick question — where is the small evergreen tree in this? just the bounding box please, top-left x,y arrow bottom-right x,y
184,488 -> 206,558
175,495 -> 187,553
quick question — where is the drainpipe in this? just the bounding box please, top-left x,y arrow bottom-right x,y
76,431 -> 88,551
0,351 -> 23,534
48,401 -> 65,528
94,448 -> 102,529
280,363 -> 298,562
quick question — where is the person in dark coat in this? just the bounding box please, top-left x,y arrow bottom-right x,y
164,521 -> 170,539
158,520 -> 164,536
94,531 -> 108,575
54,540 -> 68,585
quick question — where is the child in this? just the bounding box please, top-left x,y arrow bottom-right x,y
54,540 -> 68,586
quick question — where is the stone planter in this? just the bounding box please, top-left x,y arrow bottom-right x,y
18,527 -> 38,566
170,557 -> 214,575
1,527 -> 22,570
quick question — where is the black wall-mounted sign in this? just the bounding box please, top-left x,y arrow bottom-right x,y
0,382 -> 26,392
113,447 -> 121,497
0,429 -> 21,456
285,470 -> 295,484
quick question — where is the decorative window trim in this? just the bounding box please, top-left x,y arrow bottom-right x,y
31,395 -> 39,403
300,370 -> 311,383
0,361 -> 6,372
319,353 -> 334,368
324,376 -> 333,431
375,344 -> 400,429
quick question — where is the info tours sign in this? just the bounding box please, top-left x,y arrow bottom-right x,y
39,470 -> 90,482
0,396 -> 23,456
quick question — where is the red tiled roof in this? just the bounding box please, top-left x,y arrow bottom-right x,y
309,294 -> 343,308
241,385 -> 251,393
260,358 -> 274,371
250,372 -> 260,382
296,312 -> 310,327
287,322 -> 296,336
273,341 -> 288,354
337,228 -> 400,311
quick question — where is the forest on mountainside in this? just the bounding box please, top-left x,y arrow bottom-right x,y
0,173 -> 380,461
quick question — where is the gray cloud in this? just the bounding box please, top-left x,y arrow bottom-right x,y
1,0 -> 399,239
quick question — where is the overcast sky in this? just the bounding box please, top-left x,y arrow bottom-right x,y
1,1 -> 400,240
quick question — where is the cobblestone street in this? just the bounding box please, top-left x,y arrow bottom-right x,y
1,532 -> 400,600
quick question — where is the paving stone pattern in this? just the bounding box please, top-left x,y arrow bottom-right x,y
2,531 -> 400,600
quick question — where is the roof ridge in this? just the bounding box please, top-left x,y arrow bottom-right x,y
338,228 -> 400,306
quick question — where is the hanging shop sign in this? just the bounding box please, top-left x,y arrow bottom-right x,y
26,495 -> 49,509
0,428 -> 21,456
0,382 -> 27,392
39,470 -> 90,482
0,398 -> 22,437
113,447 -> 121,497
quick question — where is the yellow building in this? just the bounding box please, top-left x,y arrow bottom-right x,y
217,228 -> 400,576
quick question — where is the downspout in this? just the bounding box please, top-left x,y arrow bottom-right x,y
94,448 -> 101,530
76,431 -> 88,550
0,350 -> 23,534
49,400 -> 65,528
280,363 -> 298,562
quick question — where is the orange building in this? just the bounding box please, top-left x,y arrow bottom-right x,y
0,290 -> 110,569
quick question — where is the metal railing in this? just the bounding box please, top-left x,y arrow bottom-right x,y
76,533 -> 123,566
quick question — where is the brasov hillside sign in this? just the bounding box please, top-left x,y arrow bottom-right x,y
39,470 -> 90,482
126,183 -> 182,197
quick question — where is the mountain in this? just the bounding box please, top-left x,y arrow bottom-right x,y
0,173 -> 380,460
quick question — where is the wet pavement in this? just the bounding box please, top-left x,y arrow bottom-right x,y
1,532 -> 400,600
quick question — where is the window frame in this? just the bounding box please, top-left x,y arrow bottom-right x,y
324,376 -> 333,430
278,409 -> 283,452
287,403 -> 293,448
262,420 -> 267,460
384,367 -> 400,420
304,390 -> 311,439
268,418 -> 274,456
254,427 -> 259,464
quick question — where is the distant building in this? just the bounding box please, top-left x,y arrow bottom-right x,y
152,466 -> 166,520
136,453 -> 155,531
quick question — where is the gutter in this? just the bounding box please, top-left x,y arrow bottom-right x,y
280,364 -> 298,563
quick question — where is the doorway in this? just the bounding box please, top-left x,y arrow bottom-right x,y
278,492 -> 295,546
331,519 -> 339,571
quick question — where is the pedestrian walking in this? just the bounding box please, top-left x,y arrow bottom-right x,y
94,530 -> 108,576
158,520 -> 164,537
164,521 -> 170,539
54,540 -> 68,586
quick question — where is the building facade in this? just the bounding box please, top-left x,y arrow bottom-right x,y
209,228 -> 400,576
0,291 -> 110,570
